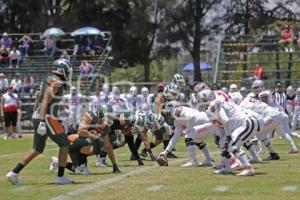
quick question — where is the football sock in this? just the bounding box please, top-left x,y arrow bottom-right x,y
12,163 -> 24,174
58,166 -> 65,177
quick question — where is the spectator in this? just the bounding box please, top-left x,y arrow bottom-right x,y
22,73 -> 35,93
44,35 -> 57,57
9,46 -> 22,68
73,36 -> 92,56
11,73 -> 22,93
0,45 -> 9,67
0,73 -> 8,94
253,64 -> 266,80
91,35 -> 104,55
279,24 -> 293,52
60,50 -> 70,60
1,85 -> 20,139
18,34 -> 32,57
79,60 -> 94,80
0,32 -> 12,51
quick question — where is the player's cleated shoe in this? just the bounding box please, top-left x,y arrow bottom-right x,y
75,165 -> 91,175
212,163 -> 223,170
6,171 -> 22,185
264,153 -> 280,161
166,152 -> 178,158
236,166 -> 255,176
96,158 -> 109,167
49,156 -> 58,172
137,158 -> 144,166
55,176 -> 74,185
139,149 -> 148,158
288,150 -> 299,154
213,168 -> 233,175
249,157 -> 263,163
180,160 -> 199,168
199,160 -> 215,167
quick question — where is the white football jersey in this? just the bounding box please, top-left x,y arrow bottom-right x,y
240,97 -> 280,118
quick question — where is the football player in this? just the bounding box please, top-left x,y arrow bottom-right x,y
6,59 -> 74,185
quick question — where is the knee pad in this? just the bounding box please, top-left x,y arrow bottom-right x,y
184,138 -> 195,147
195,141 -> 206,150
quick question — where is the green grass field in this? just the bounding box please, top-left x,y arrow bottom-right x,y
0,134 -> 300,200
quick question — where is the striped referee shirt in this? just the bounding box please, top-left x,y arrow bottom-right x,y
273,91 -> 287,112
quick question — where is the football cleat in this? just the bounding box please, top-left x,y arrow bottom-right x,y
6,171 -> 22,185
236,167 -> 255,176
49,156 -> 58,172
139,149 -> 148,158
199,160 -> 215,167
288,150 -> 299,154
75,165 -> 90,175
213,168 -> 233,175
96,157 -> 109,167
55,176 -> 74,185
264,153 -> 280,161
180,161 -> 199,168
166,152 -> 178,158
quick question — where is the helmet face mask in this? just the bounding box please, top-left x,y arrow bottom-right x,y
53,59 -> 73,81
173,74 -> 185,89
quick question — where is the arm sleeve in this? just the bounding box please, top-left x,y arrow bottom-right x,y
165,128 -> 181,153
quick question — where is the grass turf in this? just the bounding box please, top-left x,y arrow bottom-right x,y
0,134 -> 299,200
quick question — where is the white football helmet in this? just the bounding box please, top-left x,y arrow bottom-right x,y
286,86 -> 294,96
102,84 -> 110,95
221,87 -> 228,94
229,84 -> 238,93
164,101 -> 177,114
173,74 -> 186,89
141,87 -> 149,97
129,86 -> 138,96
112,86 -> 120,96
193,82 -> 209,94
196,89 -> 216,103
252,80 -> 264,95
258,90 -> 270,103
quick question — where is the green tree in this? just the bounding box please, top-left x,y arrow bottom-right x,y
163,0 -> 223,82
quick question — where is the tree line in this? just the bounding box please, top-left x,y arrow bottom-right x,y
0,0 -> 299,82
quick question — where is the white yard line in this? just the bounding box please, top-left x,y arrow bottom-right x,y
50,158 -> 186,200
282,185 -> 298,192
50,150 -> 222,200
146,184 -> 167,191
213,185 -> 229,192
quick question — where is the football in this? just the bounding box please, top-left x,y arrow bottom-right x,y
156,155 -> 168,166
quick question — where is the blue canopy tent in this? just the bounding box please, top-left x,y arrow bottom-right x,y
182,62 -> 212,73
182,62 -> 213,82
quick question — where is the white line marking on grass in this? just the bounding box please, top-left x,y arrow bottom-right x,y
11,186 -> 33,192
282,185 -> 298,192
213,185 -> 229,192
0,148 -> 57,158
50,158 -> 186,200
146,184 -> 167,191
